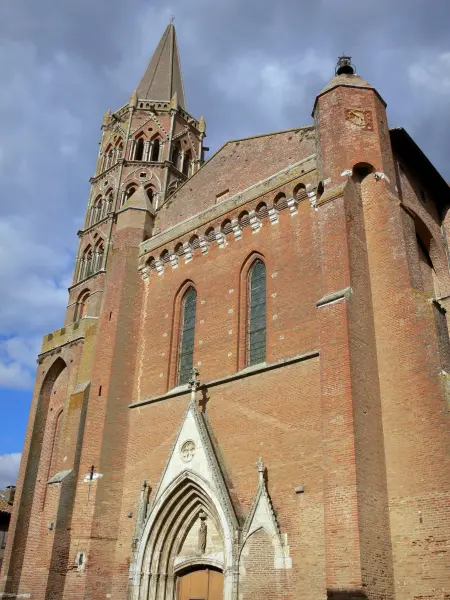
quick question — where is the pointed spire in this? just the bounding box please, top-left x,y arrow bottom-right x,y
136,23 -> 186,109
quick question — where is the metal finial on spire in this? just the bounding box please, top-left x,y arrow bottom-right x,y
257,457 -> 264,483
170,15 -> 175,23
336,55 -> 355,76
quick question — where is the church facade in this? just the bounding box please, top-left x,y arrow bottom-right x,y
1,24 -> 450,600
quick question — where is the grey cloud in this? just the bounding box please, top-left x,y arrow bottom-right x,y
0,453 -> 21,488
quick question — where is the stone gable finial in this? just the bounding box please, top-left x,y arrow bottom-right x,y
188,367 -> 200,402
102,108 -> 111,128
257,457 -> 265,483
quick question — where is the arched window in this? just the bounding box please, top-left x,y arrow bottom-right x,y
122,184 -> 136,207
151,138 -> 160,162
145,186 -> 153,204
247,260 -> 266,366
178,287 -> 197,385
104,145 -> 113,169
94,242 -> 104,273
74,290 -> 90,322
100,197 -> 108,220
172,143 -> 180,169
83,247 -> 93,279
182,150 -> 192,176
115,138 -> 123,159
135,137 -> 145,161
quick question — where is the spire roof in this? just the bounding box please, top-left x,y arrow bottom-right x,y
135,23 -> 186,109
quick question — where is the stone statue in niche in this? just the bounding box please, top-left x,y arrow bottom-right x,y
197,511 -> 207,555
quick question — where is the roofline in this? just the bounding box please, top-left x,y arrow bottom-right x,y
163,125 -> 314,204
390,127 -> 450,209
312,80 -> 386,115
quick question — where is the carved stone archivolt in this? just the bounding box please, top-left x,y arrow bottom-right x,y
129,380 -> 291,600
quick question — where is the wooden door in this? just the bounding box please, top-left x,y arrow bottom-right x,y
177,567 -> 223,600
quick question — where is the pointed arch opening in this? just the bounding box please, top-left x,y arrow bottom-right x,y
145,185 -> 154,205
247,259 -> 267,366
135,137 -> 145,161
90,195 -> 102,226
182,150 -> 192,176
77,246 -> 93,281
122,184 -> 137,207
94,241 -> 105,273
6,357 -> 68,587
132,473 -> 233,600
172,142 -> 181,170
151,138 -> 161,162
74,289 -> 90,322
178,287 -> 197,385
237,254 -> 268,370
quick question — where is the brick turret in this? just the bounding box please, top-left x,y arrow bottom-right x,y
313,58 -> 450,600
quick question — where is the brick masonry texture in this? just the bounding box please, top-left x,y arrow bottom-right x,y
1,43 -> 450,600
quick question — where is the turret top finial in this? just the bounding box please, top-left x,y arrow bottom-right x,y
336,56 -> 355,76
257,457 -> 265,483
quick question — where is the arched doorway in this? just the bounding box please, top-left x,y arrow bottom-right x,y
176,565 -> 223,600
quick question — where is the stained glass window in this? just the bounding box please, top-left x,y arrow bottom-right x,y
178,287 -> 197,385
248,260 -> 266,366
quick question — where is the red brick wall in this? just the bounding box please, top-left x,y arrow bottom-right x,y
239,529 -> 291,599
156,127 -> 316,232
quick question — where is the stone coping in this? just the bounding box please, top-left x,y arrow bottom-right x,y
129,349 -> 319,409
139,154 -> 316,259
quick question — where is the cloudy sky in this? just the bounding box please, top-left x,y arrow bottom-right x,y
0,0 -> 449,488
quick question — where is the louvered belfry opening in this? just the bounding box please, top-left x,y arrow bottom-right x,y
248,260 -> 267,366
178,287 -> 197,385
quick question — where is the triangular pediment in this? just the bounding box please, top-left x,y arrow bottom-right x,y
151,398 -> 237,529
241,460 -> 292,569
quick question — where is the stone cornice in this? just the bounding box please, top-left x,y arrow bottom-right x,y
139,154 -> 316,258
316,287 -> 352,308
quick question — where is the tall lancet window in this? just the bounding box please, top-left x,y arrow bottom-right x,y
178,287 -> 197,385
247,260 -> 266,365
135,137 -> 145,161
151,138 -> 160,162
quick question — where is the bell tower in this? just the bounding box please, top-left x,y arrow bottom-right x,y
67,23 -> 206,324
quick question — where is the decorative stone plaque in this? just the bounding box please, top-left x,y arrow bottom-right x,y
180,440 -> 196,462
345,108 -> 374,131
